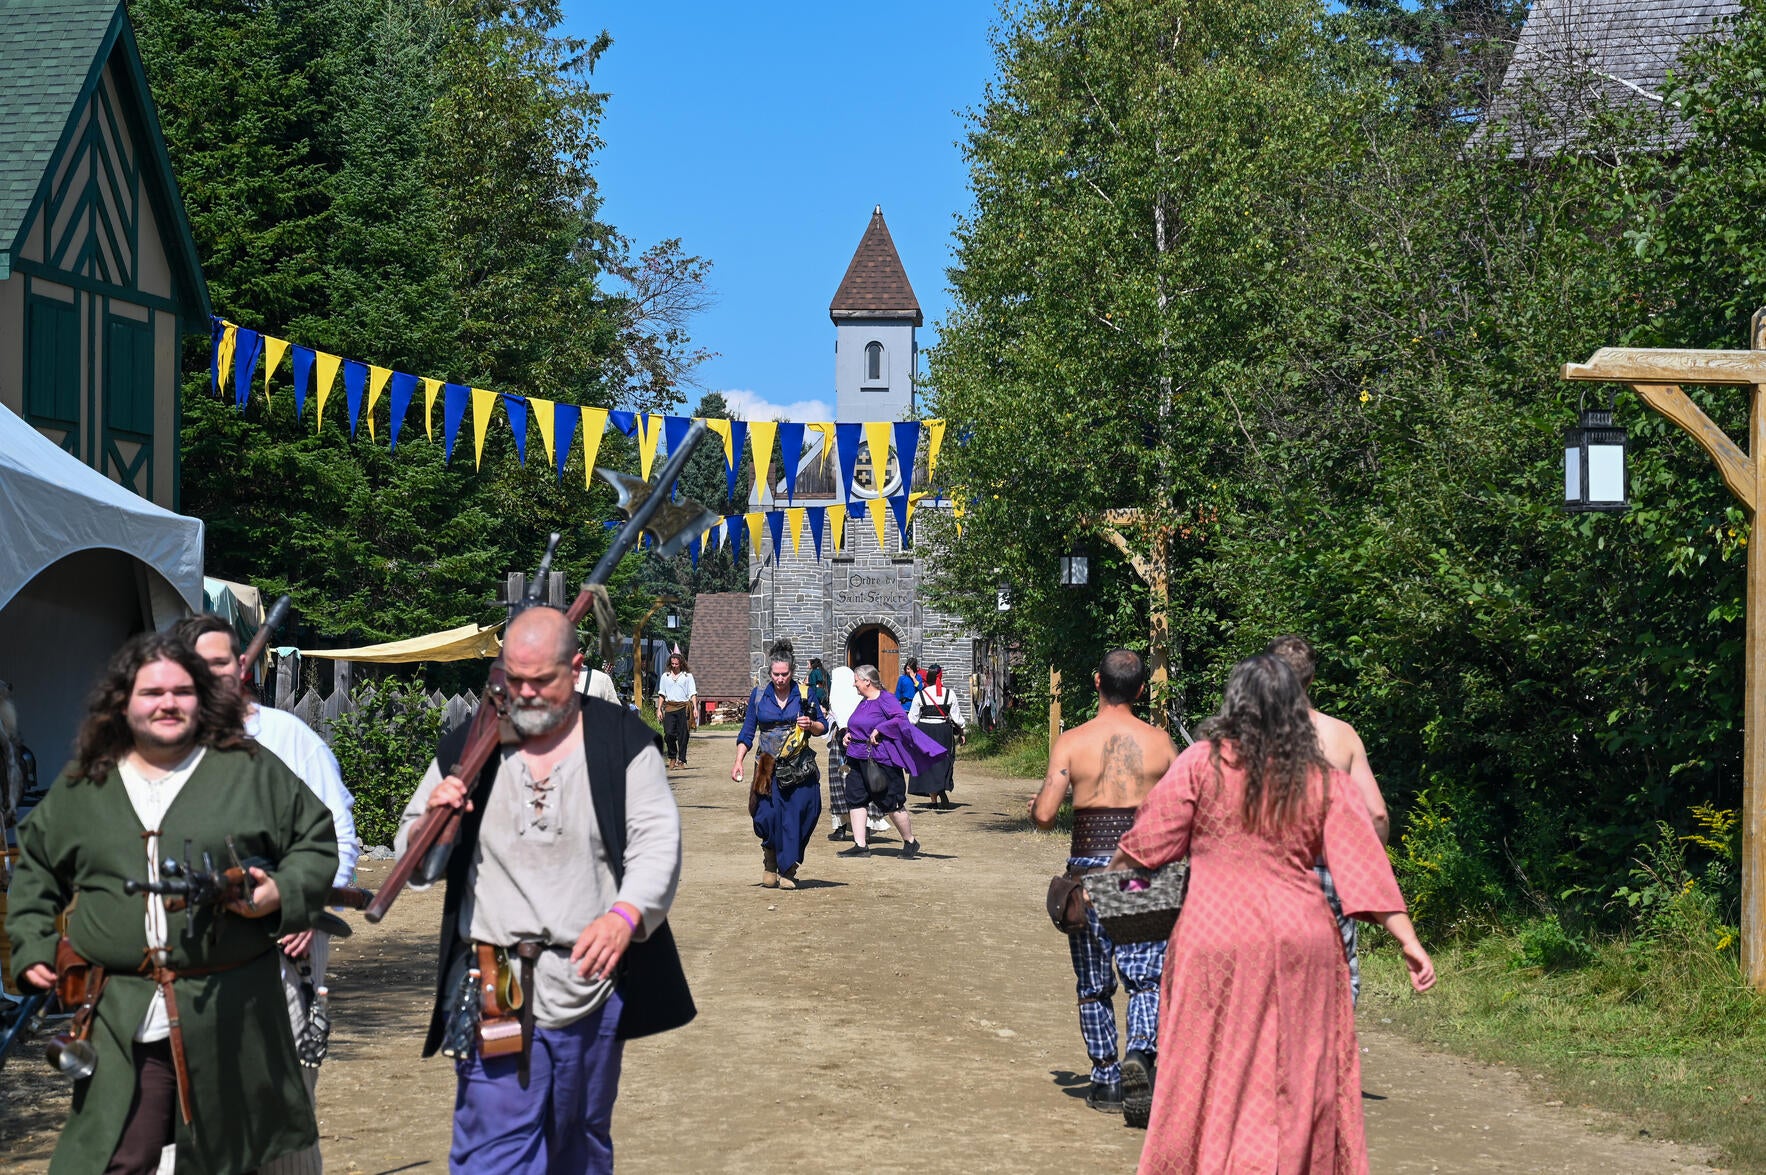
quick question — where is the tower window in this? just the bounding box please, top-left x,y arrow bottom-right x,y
865,341 -> 884,384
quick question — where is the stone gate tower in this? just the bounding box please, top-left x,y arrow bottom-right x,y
745,207 -> 976,717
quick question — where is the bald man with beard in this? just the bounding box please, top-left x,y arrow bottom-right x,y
396,607 -> 688,1173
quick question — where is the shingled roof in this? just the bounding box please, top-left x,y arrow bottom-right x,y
829,206 -> 922,326
1482,0 -> 1740,154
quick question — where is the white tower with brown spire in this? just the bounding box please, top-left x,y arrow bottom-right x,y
829,205 -> 921,423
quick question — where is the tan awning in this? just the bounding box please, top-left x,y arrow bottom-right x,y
297,622 -> 502,663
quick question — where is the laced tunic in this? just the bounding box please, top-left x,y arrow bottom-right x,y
1120,741 -> 1405,1175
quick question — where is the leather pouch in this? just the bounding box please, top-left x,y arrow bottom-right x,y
475,943 -> 523,1057
1046,872 -> 1090,934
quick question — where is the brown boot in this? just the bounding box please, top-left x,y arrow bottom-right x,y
762,847 -> 779,888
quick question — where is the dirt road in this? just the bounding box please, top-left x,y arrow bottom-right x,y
0,731 -> 1725,1172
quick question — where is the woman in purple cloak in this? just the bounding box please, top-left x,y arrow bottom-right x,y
836,664 -> 946,859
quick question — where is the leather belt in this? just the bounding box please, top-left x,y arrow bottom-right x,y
140,953 -> 254,1123
513,942 -> 542,1088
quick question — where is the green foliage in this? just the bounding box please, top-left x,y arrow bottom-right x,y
1389,787 -> 1505,938
927,0 -> 1766,919
326,681 -> 444,850
960,727 -> 1050,779
1513,915 -> 1597,973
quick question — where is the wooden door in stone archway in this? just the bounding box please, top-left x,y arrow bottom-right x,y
877,629 -> 899,687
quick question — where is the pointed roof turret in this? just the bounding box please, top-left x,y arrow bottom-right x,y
829,205 -> 922,326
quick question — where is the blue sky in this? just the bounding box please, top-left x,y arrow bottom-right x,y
567,3 -> 1001,421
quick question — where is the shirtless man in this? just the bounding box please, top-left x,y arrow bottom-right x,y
1030,649 -> 1177,1129
1265,635 -> 1388,1003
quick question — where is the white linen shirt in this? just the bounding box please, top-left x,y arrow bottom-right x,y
247,705 -> 360,885
655,671 -> 697,704
119,746 -> 207,1041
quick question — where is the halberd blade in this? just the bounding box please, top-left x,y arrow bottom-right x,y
594,467 -> 718,558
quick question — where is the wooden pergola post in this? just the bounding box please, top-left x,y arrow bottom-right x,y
1564,311 -> 1766,990
1095,509 -> 1175,731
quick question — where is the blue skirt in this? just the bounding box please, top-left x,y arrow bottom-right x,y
753,777 -> 823,872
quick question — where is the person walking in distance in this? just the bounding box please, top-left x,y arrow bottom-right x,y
396,607 -> 689,1173
1264,635 -> 1389,1004
654,650 -> 698,769
1030,649 -> 1177,1127
824,666 -> 862,841
182,615 -> 360,1175
838,665 -> 944,859
906,663 -> 965,810
731,640 -> 827,889
6,631 -> 339,1173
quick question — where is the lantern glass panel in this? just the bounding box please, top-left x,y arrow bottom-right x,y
1564,444 -> 1581,505
1588,442 -> 1624,503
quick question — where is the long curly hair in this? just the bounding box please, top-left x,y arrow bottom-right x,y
1197,654 -> 1330,834
71,631 -> 254,782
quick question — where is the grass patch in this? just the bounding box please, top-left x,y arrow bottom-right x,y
960,727 -> 1049,779
1360,924 -> 1766,1171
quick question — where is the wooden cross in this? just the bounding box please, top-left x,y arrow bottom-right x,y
1563,309 -> 1766,989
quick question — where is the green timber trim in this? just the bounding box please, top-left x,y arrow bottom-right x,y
12,257 -> 179,313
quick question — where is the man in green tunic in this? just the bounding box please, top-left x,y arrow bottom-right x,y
6,630 -> 339,1175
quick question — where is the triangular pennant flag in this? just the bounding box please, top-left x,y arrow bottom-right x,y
786,506 -> 805,555
828,502 -> 848,552
864,421 -> 894,494
748,420 -> 778,502
608,409 -> 637,438
313,352 -> 343,432
387,372 -> 418,449
552,402 -> 579,481
638,413 -> 664,480
894,421 -> 921,495
342,360 -> 368,436
905,490 -> 927,529
777,422 -> 805,503
926,419 -> 948,484
835,423 -> 863,501
443,383 -> 469,463
291,347 -> 316,420
746,512 -> 767,560
688,537 -> 701,569
232,327 -> 262,407
808,422 -> 837,469
366,365 -> 393,439
704,417 -> 733,468
422,377 -> 444,440
867,496 -> 891,550
530,397 -> 557,468
471,388 -> 497,468
767,511 -> 785,562
952,497 -> 965,537
889,492 -> 912,546
726,419 -> 747,502
807,505 -> 826,561
663,415 -> 692,462
728,515 -> 746,563
262,336 -> 290,402
580,406 -> 608,488
216,322 -> 238,397
210,318 -> 223,394
503,395 -> 528,465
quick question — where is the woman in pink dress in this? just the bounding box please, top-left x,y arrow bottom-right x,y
1111,654 -> 1435,1174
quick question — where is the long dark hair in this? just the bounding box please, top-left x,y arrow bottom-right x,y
1198,654 -> 1330,834
71,631 -> 253,782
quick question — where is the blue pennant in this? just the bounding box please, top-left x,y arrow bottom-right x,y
554,402 -> 581,481
890,493 -> 912,547
728,515 -> 745,563
777,422 -> 805,503
894,422 -> 921,494
835,423 -> 863,501
210,317 -> 223,395
504,395 -> 528,465
232,328 -> 262,408
387,372 -> 418,449
608,409 -> 637,438
807,505 -> 825,561
767,511 -> 784,562
688,537 -> 701,569
343,361 -> 368,436
442,383 -> 469,463
290,347 -> 315,420
663,414 -> 691,458
726,420 -> 747,504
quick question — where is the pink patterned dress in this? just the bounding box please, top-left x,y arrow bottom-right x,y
1119,740 -> 1405,1174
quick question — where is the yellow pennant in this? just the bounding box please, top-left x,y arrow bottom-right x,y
422,377 -> 444,440
313,352 -> 342,431
471,387 -> 496,468
926,419 -> 948,482
867,496 -> 891,550
748,420 -> 778,499
786,507 -> 805,554
745,511 -> 767,558
906,491 -> 927,529
366,365 -> 392,439
531,397 -> 557,467
703,417 -> 733,468
262,336 -> 290,401
216,323 -> 238,393
580,406 -> 609,487
638,413 -> 665,481
864,421 -> 894,490
828,502 -> 847,552
952,496 -> 965,538
808,422 -> 837,468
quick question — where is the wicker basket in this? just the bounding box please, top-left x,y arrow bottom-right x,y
1082,862 -> 1189,945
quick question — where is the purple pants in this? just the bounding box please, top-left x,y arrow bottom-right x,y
451,990 -> 625,1174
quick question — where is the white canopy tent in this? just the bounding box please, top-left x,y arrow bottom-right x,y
0,404 -> 205,779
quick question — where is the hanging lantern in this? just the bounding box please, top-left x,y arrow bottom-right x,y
1563,404 -> 1628,513
996,578 -> 1013,612
1059,542 -> 1090,588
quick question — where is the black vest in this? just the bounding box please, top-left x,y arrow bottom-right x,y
420,696 -> 696,1055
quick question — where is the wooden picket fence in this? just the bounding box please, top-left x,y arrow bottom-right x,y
271,684 -> 478,747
